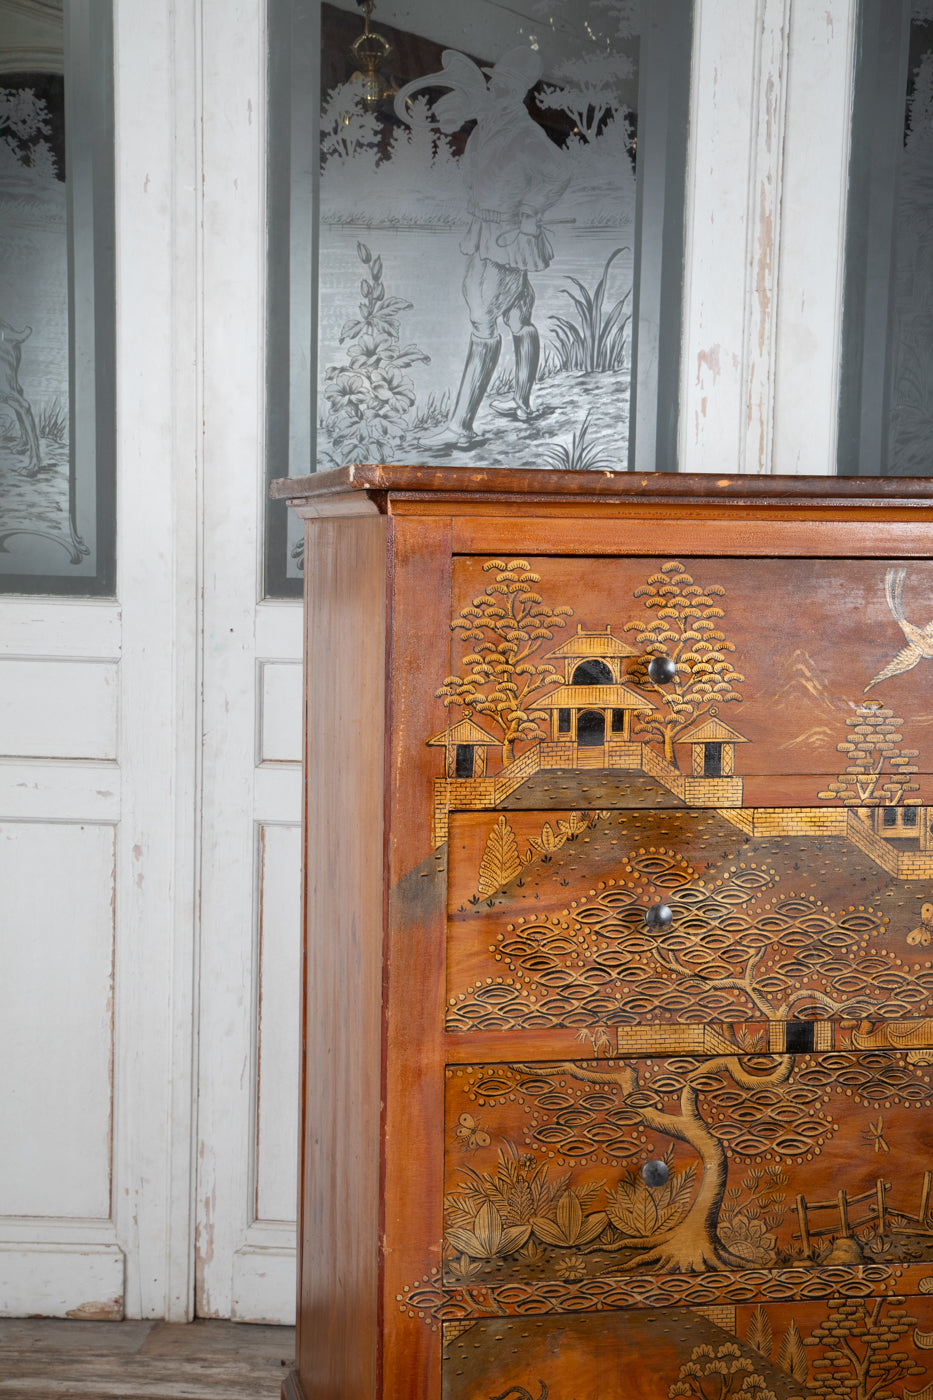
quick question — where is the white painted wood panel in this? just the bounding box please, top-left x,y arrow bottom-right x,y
254,766 -> 302,826
110,0 -> 201,1322
772,0 -> 858,474
0,1246 -> 124,1321
195,0 -> 304,1327
0,762 -> 120,823
680,0 -> 859,474
255,824 -> 301,1225
0,602 -> 121,659
0,660 -> 119,760
259,663 -> 303,764
0,822 -> 115,1219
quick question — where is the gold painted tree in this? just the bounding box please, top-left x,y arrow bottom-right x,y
436,560 -> 573,767
623,561 -> 744,767
817,701 -> 921,807
476,817 -> 530,897
805,1297 -> 925,1400
669,1342 -> 778,1400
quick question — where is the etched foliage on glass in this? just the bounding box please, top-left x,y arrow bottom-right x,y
317,1 -> 638,471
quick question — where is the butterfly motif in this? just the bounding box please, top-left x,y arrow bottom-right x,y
907,903 -> 933,947
454,1112 -> 490,1151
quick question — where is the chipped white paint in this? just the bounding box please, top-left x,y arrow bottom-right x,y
110,0 -> 201,1322
194,0 -> 300,1324
740,0 -> 792,477
772,0 -> 859,474
681,0 -> 859,473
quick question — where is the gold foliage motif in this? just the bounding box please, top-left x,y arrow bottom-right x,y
606,1158 -> 697,1241
477,816 -> 529,896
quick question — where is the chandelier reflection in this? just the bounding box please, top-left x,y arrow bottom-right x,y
350,0 -> 395,111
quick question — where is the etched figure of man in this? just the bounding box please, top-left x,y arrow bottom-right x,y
395,47 -> 570,448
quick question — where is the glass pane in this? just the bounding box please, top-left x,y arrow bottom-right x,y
839,0 -> 933,476
0,2 -> 115,594
318,0 -> 640,475
265,0 -> 693,595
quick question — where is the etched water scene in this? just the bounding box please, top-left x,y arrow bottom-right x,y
317,0 -> 640,472
0,71 -> 80,577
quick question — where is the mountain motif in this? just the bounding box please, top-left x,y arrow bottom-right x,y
769,649 -> 851,719
775,724 -> 835,753
766,650 -> 852,757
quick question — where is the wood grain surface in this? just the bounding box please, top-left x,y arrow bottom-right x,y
297,514 -> 388,1399
0,1319 -> 294,1400
288,469 -> 933,1400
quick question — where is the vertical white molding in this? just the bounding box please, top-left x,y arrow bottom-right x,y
195,0 -> 271,1320
680,0 -> 857,474
680,0 -> 759,471
112,0 -> 201,1319
740,0 -> 791,477
772,0 -> 859,474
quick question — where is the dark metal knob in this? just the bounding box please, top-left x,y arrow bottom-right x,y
642,1160 -> 669,1187
644,903 -> 673,930
648,655 -> 677,685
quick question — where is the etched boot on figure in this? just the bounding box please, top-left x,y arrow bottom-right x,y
421,333 -> 501,448
490,325 -> 540,422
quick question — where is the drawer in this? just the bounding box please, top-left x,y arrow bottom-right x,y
445,806 -> 933,1040
438,1291 -> 933,1400
437,555 -> 933,810
444,1051 -> 933,1285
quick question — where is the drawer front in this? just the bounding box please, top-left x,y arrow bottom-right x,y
439,1292 -> 933,1400
432,555 -> 933,820
445,806 -> 933,1041
444,1051 -> 933,1287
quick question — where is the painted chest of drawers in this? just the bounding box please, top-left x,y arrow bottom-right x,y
274,466 -> 933,1400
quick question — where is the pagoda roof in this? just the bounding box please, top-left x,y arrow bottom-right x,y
426,717 -> 499,747
680,716 -> 749,744
545,624 -> 639,660
536,683 -> 652,710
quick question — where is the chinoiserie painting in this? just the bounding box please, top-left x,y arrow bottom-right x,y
0,72 -> 78,572
317,0 -> 638,471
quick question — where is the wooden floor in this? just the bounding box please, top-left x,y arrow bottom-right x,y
0,1318 -> 295,1400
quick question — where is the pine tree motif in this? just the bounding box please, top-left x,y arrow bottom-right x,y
437,560 -> 574,767
804,1297 -> 924,1400
623,562 -> 744,768
477,816 -> 527,897
746,1306 -> 773,1360
776,1320 -> 808,1384
817,700 -> 921,806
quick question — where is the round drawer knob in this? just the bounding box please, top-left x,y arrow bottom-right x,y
642,1160 -> 670,1187
644,903 -> 673,930
647,655 -> 677,684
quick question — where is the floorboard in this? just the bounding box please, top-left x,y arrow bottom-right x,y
0,1320 -> 295,1400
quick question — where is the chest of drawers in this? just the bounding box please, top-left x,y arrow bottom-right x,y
274,466 -> 933,1400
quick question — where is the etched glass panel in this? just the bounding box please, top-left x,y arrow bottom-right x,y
839,0 -> 933,476
318,0 -> 639,475
265,0 -> 692,594
0,2 -> 115,594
